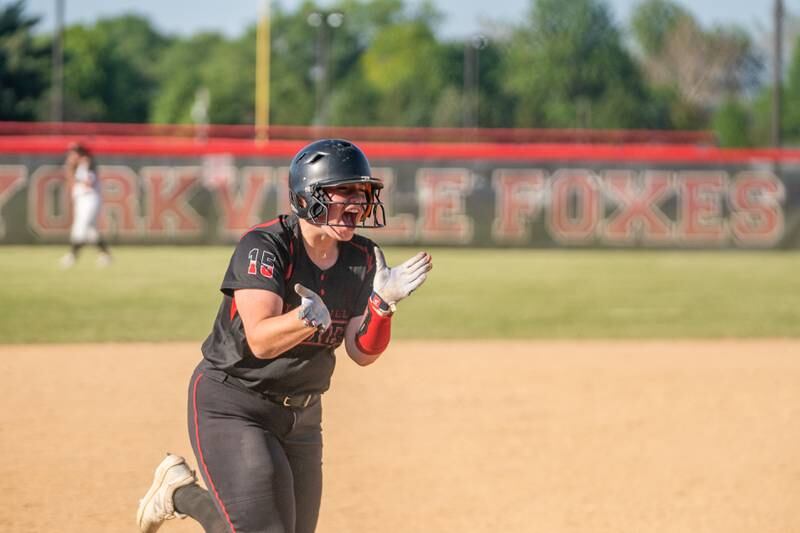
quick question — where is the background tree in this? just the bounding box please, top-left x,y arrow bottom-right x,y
0,0 -> 789,144
267,2 -> 320,126
150,33 -> 223,124
781,33 -> 800,143
630,0 -> 690,57
325,0 -> 450,126
631,0 -> 762,112
61,15 -> 167,121
96,16 -> 168,121
326,0 -> 411,126
151,31 -> 256,125
361,20 -> 446,125
0,0 -> 48,120
502,0 -> 669,129
203,33 -> 257,124
712,98 -> 752,147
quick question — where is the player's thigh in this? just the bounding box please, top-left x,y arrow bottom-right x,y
285,402 -> 323,533
70,195 -> 98,239
73,194 -> 99,224
188,370 -> 297,532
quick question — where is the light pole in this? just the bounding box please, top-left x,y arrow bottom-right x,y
463,33 -> 487,129
255,0 -> 271,140
307,11 -> 343,126
772,0 -> 783,148
51,0 -> 64,122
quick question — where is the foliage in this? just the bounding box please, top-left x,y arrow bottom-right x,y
630,0 -> 762,111
502,0 -> 667,128
0,0 -> 49,120
203,33 -> 257,124
150,33 -> 224,123
745,31 -> 800,147
293,0 -> 448,127
712,98 -> 751,147
61,15 -> 168,121
266,2 -> 318,125
783,33 -> 800,143
0,0 -> 784,142
747,88 -> 775,146
630,0 -> 691,56
361,20 -> 447,125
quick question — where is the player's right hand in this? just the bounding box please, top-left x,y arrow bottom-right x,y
294,283 -> 332,332
372,247 -> 433,306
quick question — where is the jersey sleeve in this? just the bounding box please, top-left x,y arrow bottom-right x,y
220,230 -> 287,298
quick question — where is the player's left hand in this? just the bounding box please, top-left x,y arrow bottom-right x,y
372,247 -> 433,306
295,283 -> 332,332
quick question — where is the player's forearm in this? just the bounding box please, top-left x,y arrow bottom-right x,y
245,311 -> 317,359
344,334 -> 383,366
344,293 -> 394,365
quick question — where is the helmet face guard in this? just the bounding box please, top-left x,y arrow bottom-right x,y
289,139 -> 386,228
300,182 -> 386,228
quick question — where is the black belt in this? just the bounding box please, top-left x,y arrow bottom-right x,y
264,392 -> 318,408
215,372 -> 318,409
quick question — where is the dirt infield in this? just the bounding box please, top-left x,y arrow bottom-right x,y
1,340 -> 798,533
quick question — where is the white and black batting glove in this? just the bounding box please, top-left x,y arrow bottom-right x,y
372,247 -> 433,311
295,283 -> 332,332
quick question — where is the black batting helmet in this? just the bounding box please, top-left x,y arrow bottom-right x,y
288,139 -> 385,227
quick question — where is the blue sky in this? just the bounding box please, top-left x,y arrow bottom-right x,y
21,0 -> 793,40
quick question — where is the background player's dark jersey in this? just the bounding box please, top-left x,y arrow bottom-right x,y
201,214 -> 377,395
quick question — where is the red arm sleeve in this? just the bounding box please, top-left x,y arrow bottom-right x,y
354,292 -> 394,356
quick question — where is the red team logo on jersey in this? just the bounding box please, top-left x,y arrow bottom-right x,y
247,248 -> 276,278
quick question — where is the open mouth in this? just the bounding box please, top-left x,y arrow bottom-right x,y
341,212 -> 358,227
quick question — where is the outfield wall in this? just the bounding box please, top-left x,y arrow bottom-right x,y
1,136 -> 799,248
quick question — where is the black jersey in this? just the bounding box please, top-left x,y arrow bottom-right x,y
201,214 -> 377,395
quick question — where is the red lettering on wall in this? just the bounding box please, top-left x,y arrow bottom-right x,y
603,170 -> 673,245
142,167 -> 203,235
96,165 -> 139,235
677,171 -> 727,244
416,168 -> 473,243
216,167 -> 271,235
548,169 -> 601,244
729,171 -> 785,247
491,169 -> 546,242
28,165 -> 70,237
0,165 -> 26,237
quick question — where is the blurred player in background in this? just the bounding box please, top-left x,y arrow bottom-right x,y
59,142 -> 112,268
136,139 -> 433,533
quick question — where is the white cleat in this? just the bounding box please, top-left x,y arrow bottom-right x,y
59,253 -> 76,269
136,454 -> 196,533
96,252 -> 112,268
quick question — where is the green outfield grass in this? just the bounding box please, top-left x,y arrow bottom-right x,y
0,246 -> 798,343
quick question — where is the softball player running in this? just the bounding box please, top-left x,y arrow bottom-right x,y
59,142 -> 112,268
137,139 -> 432,533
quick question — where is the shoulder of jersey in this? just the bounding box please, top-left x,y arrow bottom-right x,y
242,215 -> 295,240
344,232 -> 378,268
349,232 -> 377,249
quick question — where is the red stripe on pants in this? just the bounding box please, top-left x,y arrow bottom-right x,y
192,372 -> 238,533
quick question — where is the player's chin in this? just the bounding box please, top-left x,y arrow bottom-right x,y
328,224 -> 357,241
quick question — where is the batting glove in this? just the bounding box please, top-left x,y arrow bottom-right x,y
372,247 -> 433,309
295,283 -> 332,332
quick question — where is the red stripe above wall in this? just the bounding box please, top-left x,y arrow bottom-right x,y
0,121 -> 718,144
2,135 -> 800,164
